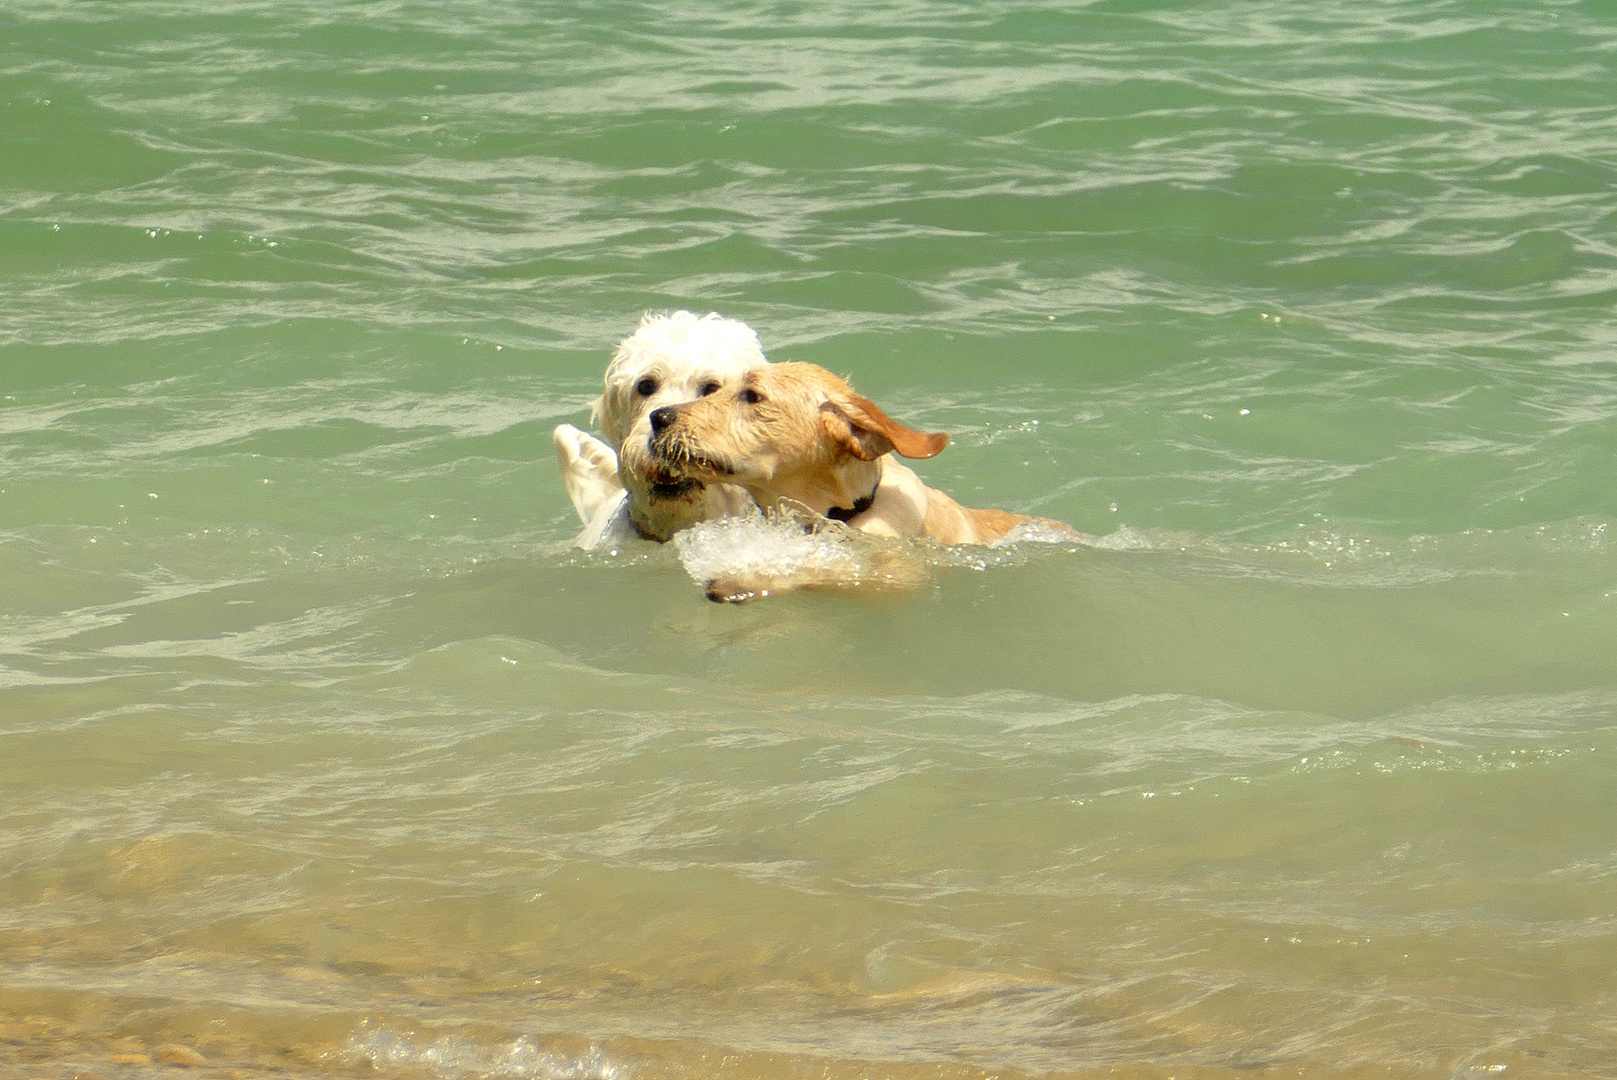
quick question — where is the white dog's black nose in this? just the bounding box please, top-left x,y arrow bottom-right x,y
649,406 -> 678,435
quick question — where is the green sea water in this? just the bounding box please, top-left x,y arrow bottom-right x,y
3,1 -> 1617,1077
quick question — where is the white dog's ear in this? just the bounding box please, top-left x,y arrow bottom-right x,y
822,393 -> 948,461
591,384 -> 630,448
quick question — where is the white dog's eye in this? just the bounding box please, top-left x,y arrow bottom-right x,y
697,381 -> 721,397
741,387 -> 765,405
635,376 -> 658,396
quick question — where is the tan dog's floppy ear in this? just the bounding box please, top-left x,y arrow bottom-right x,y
822,392 -> 949,461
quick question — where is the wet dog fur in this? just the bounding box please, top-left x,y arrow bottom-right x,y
648,362 -> 1083,598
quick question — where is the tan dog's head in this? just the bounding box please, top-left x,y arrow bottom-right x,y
598,311 -> 768,537
646,362 -> 947,515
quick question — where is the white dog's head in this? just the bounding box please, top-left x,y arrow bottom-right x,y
598,311 -> 769,540
594,311 -> 768,445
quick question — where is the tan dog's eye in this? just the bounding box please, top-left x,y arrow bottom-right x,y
741,388 -> 765,404
635,376 -> 658,396
697,381 -> 721,397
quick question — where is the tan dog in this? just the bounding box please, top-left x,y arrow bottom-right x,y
648,362 -> 1082,548
554,311 -> 766,545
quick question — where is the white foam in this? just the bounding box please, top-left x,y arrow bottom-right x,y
342,1027 -> 623,1080
673,508 -> 862,586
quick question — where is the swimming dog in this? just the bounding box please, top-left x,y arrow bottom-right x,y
647,362 -> 1083,598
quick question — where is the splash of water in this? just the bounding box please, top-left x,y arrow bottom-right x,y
341,1026 -> 624,1080
672,508 -> 863,588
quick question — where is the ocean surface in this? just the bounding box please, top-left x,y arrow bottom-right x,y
3,1 -> 1616,1077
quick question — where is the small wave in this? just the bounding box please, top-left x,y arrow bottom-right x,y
990,519 -> 1079,546
671,507 -> 1108,598
341,1026 -> 624,1080
671,510 -> 1231,598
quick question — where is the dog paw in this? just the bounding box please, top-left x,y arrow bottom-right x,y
705,576 -> 772,604
555,424 -> 626,524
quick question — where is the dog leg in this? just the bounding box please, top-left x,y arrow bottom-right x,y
554,424 -> 623,525
573,489 -> 633,549
703,544 -> 929,604
705,572 -> 780,604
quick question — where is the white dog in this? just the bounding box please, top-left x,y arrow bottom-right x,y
554,311 -> 767,546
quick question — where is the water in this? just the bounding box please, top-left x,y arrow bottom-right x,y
3,1 -> 1616,1076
